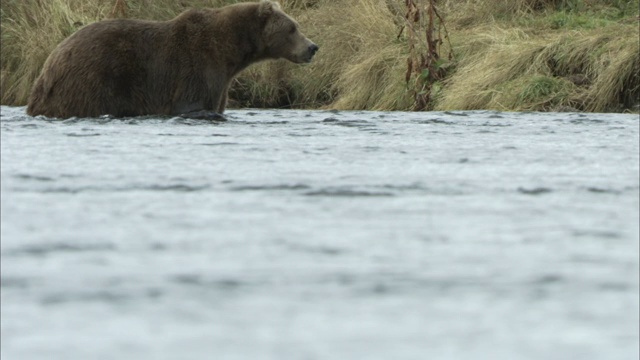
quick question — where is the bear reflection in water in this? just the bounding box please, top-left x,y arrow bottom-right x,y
26,0 -> 318,120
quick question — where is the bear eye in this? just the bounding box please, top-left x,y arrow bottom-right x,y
288,25 -> 296,34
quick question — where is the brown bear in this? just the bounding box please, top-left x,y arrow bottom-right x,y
26,0 -> 318,120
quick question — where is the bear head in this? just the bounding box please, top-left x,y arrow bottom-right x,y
258,0 -> 318,63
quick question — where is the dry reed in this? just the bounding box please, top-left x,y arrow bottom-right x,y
1,0 -> 638,112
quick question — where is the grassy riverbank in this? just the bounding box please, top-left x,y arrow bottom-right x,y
1,0 -> 638,112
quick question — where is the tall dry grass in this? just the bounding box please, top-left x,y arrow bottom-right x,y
436,22 -> 639,111
1,0 -> 108,105
1,0 -> 638,112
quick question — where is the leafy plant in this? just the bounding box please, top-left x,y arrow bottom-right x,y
401,0 -> 453,110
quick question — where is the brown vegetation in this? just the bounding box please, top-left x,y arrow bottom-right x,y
2,0 -> 638,112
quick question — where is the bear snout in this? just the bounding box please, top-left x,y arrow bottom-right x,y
306,43 -> 319,62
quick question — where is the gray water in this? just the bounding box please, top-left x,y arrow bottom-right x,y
1,105 -> 638,360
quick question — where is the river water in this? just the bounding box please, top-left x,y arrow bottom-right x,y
1,106 -> 638,359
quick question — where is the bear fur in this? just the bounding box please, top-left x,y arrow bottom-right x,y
26,0 -> 318,119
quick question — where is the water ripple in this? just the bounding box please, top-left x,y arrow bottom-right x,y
304,188 -> 394,197
11,184 -> 210,193
517,187 -> 554,195
7,242 -> 115,257
230,184 -> 311,191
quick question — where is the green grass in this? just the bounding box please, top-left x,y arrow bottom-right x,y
516,76 -> 575,109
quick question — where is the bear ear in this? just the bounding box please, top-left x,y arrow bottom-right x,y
258,0 -> 281,18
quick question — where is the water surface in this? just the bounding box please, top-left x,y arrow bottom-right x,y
1,106 -> 639,359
